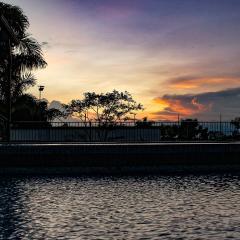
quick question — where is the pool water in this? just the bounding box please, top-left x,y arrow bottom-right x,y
0,175 -> 239,239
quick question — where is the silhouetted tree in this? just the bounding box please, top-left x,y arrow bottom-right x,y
0,3 -> 63,139
64,90 -> 143,141
7,95 -> 63,129
179,119 -> 208,140
0,2 -> 46,114
160,124 -> 179,140
65,90 -> 143,125
231,117 -> 240,129
12,95 -> 61,122
231,117 -> 240,139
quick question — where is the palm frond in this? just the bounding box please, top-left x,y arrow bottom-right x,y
12,72 -> 36,98
17,34 -> 43,56
13,34 -> 47,71
0,2 -> 29,37
13,53 -> 47,72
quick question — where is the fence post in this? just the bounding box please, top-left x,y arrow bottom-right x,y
89,121 -> 92,142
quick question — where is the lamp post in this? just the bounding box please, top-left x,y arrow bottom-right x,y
0,15 -> 19,142
38,85 -> 45,100
219,113 -> 222,134
130,112 -> 137,125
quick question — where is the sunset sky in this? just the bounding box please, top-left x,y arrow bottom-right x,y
3,0 -> 240,120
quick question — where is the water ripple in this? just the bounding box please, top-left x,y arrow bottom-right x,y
0,175 -> 239,239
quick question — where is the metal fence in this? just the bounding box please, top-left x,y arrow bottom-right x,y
0,120 -> 238,143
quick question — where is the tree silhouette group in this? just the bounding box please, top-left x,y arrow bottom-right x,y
0,3 -> 61,136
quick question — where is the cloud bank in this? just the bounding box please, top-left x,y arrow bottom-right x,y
153,87 -> 240,121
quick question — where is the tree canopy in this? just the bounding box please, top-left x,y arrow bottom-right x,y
0,2 -> 50,124
0,2 -> 46,103
64,90 -> 143,125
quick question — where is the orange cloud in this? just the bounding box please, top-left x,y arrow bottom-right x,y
152,96 -> 212,120
168,76 -> 240,90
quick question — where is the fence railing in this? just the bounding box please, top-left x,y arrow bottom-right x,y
0,120 -> 238,143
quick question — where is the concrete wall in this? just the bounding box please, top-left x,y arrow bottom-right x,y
0,143 -> 240,174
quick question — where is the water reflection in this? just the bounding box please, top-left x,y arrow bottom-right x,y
0,175 -> 239,239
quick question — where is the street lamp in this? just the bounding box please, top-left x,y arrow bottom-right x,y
38,85 -> 45,100
130,112 -> 137,125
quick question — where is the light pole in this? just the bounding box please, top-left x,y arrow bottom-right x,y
177,113 -> 180,124
219,113 -> 222,134
131,113 -> 137,125
38,85 -> 45,100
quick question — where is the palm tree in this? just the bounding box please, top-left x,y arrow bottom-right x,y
0,2 -> 47,117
